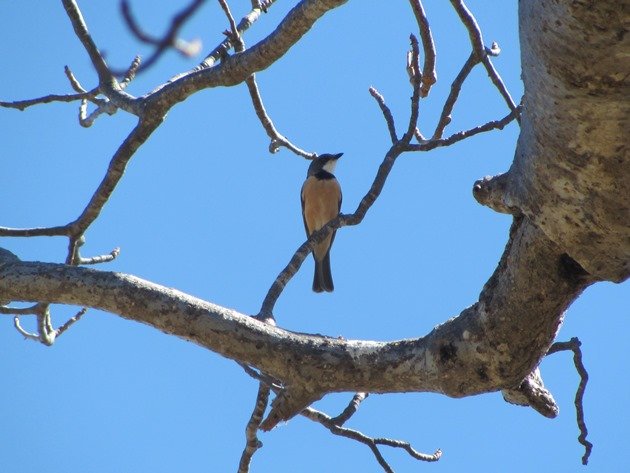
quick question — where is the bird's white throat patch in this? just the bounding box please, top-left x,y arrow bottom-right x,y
323,159 -> 337,173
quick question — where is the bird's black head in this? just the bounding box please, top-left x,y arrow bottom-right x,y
307,153 -> 343,177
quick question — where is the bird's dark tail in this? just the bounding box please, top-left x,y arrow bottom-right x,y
313,252 -> 334,293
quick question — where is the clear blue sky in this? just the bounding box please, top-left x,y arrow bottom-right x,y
1,1 -> 628,472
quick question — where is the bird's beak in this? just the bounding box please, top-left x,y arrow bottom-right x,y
332,153 -> 343,160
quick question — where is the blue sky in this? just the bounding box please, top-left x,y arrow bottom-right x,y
1,1 -> 628,472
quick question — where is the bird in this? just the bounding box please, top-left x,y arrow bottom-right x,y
300,153 -> 343,293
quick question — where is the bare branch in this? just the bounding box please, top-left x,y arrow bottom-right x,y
408,107 -> 520,152
65,118 -> 163,262
0,305 -> 39,316
73,236 -> 121,265
120,56 -> 142,88
61,0 -> 114,85
547,337 -> 593,465
152,0 -> 348,104
330,392 -> 368,426
11,303 -> 55,345
196,1 -> 277,70
237,382 -> 271,473
55,307 -> 88,338
0,214 -> 596,424
408,0 -> 437,97
239,368 -> 431,472
245,76 -> 315,157
0,92 -> 96,111
0,226 -> 69,237
432,52 -> 477,139
449,0 -> 520,122
481,54 -> 520,123
301,405 -> 442,470
64,65 -> 87,93
404,34 -> 423,141
219,0 -> 312,157
13,316 -> 40,341
369,87 -> 397,144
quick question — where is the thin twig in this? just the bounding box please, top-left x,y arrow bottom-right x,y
76,248 -> 121,265
13,317 -> 40,341
481,54 -> 520,123
410,107 -> 519,151
0,226 -> 69,237
217,0 -> 311,157
55,307 -> 88,338
239,367 -> 439,471
0,92 -> 97,111
408,0 -> 437,97
196,1 -> 277,70
432,52 -> 477,139
0,305 -> 39,316
240,363 -> 282,390
547,337 -> 592,465
330,392 -> 369,426
404,34 -> 423,141
120,56 -> 142,89
237,382 -> 271,473
449,0 -> 520,123
218,0 -> 241,47
369,87 -> 397,144
64,65 -> 87,93
65,119 -> 163,264
61,0 -> 114,84
302,406 -> 442,470
245,75 -> 315,157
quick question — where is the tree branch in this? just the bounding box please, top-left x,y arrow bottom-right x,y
0,215 -> 596,425
547,337 -> 592,465
146,0 -> 349,108
0,92 -> 95,111
237,382 -> 271,473
449,0 -> 521,123
408,0 -> 436,97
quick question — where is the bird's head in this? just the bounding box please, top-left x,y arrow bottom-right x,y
307,153 -> 343,176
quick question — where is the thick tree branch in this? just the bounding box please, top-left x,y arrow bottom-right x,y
0,215 -> 596,425
503,1 -> 629,282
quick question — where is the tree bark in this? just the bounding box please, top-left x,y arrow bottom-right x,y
504,0 -> 629,282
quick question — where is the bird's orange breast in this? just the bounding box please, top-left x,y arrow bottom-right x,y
301,176 -> 341,259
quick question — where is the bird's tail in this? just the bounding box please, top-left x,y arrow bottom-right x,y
313,252 -> 334,293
